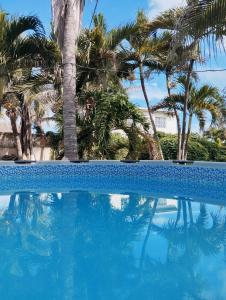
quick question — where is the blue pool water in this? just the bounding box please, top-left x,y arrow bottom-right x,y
0,164 -> 226,300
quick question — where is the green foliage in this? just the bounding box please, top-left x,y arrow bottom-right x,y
187,141 -> 209,161
105,133 -> 128,160
76,84 -> 148,159
193,136 -> 220,161
160,136 -> 178,160
159,134 -> 225,161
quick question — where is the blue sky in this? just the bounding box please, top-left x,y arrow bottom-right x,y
1,0 -> 226,131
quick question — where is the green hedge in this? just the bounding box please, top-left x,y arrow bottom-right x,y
160,136 -> 213,161
160,136 -> 178,160
187,141 -> 209,161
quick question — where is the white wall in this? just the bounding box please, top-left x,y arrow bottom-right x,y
0,133 -> 52,161
0,146 -> 52,161
141,109 -> 178,135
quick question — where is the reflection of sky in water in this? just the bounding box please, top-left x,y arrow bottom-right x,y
0,181 -> 225,300
0,195 -> 11,212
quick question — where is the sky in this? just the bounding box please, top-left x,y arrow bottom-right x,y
1,0 -> 226,131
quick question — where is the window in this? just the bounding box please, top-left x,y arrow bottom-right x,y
155,117 -> 166,129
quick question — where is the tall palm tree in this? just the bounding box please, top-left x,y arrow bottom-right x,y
52,0 -> 85,160
153,4 -> 202,160
153,78 -> 225,158
120,12 -> 172,160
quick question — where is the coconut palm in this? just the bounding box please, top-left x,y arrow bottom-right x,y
153,78 -> 225,159
52,0 -> 85,161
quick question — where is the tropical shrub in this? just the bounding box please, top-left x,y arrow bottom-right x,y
105,133 -> 128,160
187,141 -> 209,161
160,136 -> 178,160
158,133 -> 226,161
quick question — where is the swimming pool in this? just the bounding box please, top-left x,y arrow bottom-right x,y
0,162 -> 225,300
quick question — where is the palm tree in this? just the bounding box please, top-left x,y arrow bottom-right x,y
174,0 -> 226,47
153,78 -> 225,159
54,83 -> 149,159
152,4 -> 203,160
64,14 -> 147,159
0,11 -> 46,91
76,14 -> 136,92
0,11 -> 55,159
120,12 -> 173,160
52,0 -> 85,160
1,92 -> 22,158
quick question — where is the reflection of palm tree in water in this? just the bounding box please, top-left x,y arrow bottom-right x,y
139,198 -> 158,270
136,199 -> 226,300
64,191 -> 152,300
0,192 -> 61,299
1,192 -> 226,300
0,191 -> 153,299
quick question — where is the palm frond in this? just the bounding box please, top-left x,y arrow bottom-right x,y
5,15 -> 45,46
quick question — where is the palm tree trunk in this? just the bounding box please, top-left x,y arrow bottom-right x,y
20,100 -> 34,160
175,200 -> 182,228
185,113 -> 193,159
166,72 -> 182,160
182,200 -> 188,231
27,108 -> 35,160
139,62 -> 164,160
62,0 -> 84,160
180,59 -> 194,160
139,198 -> 158,270
138,130 -> 157,160
187,201 -> 194,225
9,112 -> 22,159
20,95 -> 29,159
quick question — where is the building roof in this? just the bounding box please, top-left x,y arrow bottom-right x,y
139,108 -> 175,115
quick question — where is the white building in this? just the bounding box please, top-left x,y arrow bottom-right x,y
140,109 -> 178,135
113,109 -> 178,137
0,114 -> 13,133
0,113 -> 52,160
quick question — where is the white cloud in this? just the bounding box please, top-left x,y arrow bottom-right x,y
199,70 -> 226,90
127,84 -> 166,106
148,0 -> 185,19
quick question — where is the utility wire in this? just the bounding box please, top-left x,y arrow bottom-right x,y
77,63 -> 226,75
89,0 -> 99,29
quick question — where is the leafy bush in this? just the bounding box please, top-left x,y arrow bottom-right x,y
215,147 -> 226,162
192,137 -> 219,161
105,133 -> 128,160
187,141 -> 209,161
160,136 -> 178,160
160,135 -> 209,161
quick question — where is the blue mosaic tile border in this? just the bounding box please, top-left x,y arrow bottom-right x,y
0,163 -> 225,183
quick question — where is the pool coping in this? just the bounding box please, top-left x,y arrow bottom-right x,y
0,160 -> 225,183
0,160 -> 226,169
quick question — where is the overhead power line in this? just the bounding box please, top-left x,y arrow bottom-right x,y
89,0 -> 99,29
77,63 -> 226,75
